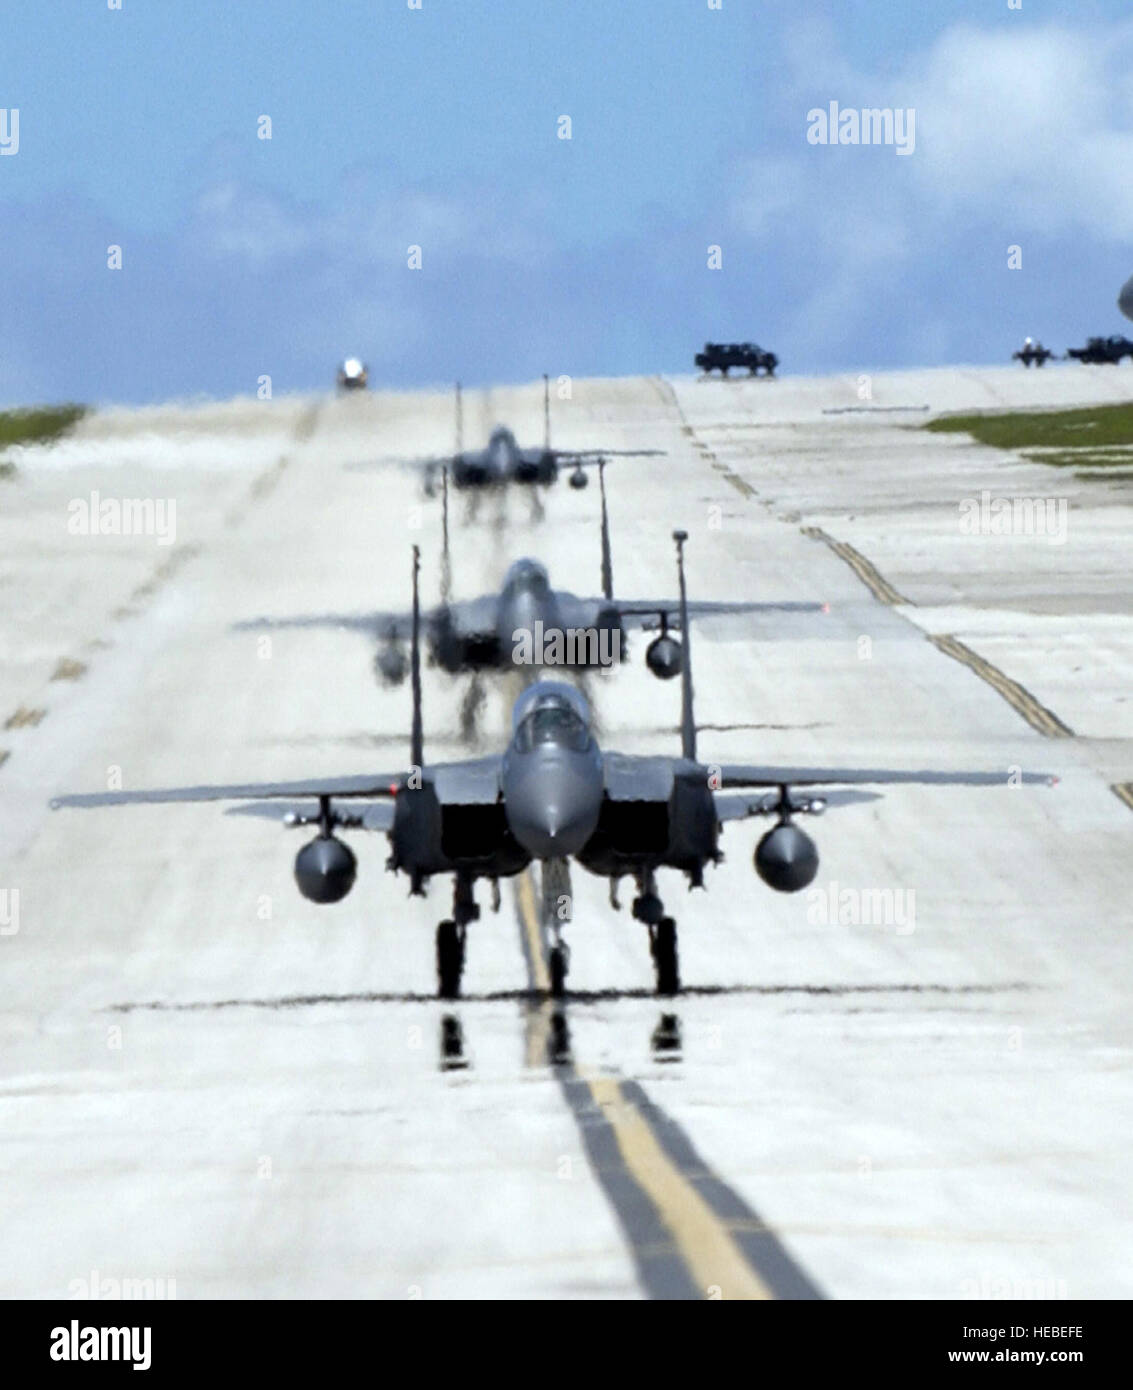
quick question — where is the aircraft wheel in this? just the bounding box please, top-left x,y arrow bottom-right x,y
549,946 -> 568,999
436,920 -> 464,1000
652,918 -> 680,997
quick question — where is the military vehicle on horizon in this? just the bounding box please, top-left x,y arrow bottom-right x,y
1066,335 -> 1133,365
694,342 -> 778,377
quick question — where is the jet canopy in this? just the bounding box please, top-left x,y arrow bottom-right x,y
502,558 -> 550,593
511,681 -> 592,754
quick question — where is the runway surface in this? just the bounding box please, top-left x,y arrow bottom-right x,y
1,366 -> 1130,1299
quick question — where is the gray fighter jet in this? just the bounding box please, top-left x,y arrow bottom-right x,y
233,460 -> 826,689
52,538 -> 1055,1000
357,377 -> 663,493
1119,276 -> 1133,323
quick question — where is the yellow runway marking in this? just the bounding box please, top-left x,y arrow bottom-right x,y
4,707 -> 45,730
513,871 -> 777,1299
515,870 -> 551,993
799,525 -> 1074,739
928,635 -> 1074,738
801,525 -> 910,605
582,1073 -> 775,1301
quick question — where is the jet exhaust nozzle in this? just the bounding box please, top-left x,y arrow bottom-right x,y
295,834 -> 357,904
645,634 -> 682,680
754,823 -> 819,893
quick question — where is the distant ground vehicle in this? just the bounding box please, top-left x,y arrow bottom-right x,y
1066,335 -> 1133,365
337,357 -> 369,391
1013,338 -> 1053,368
695,342 -> 778,377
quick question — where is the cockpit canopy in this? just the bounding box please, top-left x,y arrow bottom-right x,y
511,681 -> 592,754
488,426 -> 518,460
503,558 -> 550,593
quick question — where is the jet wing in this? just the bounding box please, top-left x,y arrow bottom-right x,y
51,757 -> 503,812
51,772 -> 406,809
232,595 -> 496,643
344,453 -> 461,473
226,800 -> 397,830
434,595 -> 500,639
713,789 -> 882,822
553,449 -> 665,463
232,610 -> 409,640
604,598 -> 827,630
717,765 -> 1057,789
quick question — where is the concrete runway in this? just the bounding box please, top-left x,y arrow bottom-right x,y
1,366 -> 1130,1299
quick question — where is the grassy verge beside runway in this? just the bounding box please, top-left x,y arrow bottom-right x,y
924,401 -> 1133,473
0,403 -> 87,476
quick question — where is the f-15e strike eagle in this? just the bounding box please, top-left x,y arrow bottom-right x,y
354,377 -> 663,494
52,536 -> 1055,1000
234,460 -> 826,689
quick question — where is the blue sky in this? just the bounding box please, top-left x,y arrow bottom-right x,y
2,0 -> 1132,405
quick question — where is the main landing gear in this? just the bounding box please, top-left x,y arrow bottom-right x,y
436,874 -> 480,1000
633,869 -> 680,996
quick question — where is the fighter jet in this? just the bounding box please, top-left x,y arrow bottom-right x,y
232,459 -> 826,691
52,538 -> 1055,1000
1013,338 -> 1053,368
356,377 -> 663,493
1119,276 -> 1133,323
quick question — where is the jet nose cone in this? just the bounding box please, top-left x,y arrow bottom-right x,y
514,805 -> 590,860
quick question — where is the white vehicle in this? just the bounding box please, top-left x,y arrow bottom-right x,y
336,357 -> 368,391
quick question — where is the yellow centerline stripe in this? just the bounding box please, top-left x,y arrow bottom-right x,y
928,635 -> 1074,738
582,1073 -> 774,1301
516,869 -> 551,993
801,526 -> 911,606
799,524 -> 1074,739
513,871 -> 774,1300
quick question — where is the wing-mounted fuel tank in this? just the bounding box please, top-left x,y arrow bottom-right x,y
295,834 -> 357,903
375,641 -> 409,686
646,631 -> 682,680
292,796 -> 359,903
751,788 -> 822,892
